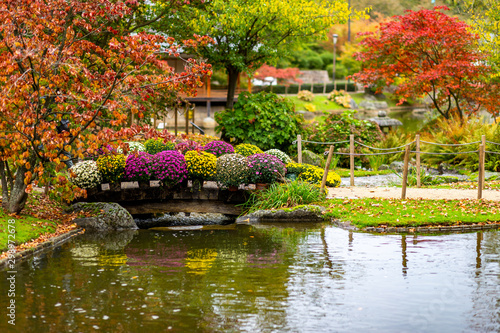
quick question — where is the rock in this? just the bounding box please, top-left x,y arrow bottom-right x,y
389,161 -> 404,172
236,205 -> 326,224
78,230 -> 138,250
378,164 -> 390,171
67,202 -> 138,231
359,100 -> 376,110
350,99 -> 358,109
373,101 -> 388,109
302,149 -> 324,167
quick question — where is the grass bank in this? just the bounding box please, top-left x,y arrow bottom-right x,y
0,193 -> 79,253
322,197 -> 500,229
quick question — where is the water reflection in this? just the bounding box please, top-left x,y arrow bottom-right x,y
0,226 -> 499,332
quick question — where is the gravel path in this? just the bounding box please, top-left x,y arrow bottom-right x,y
327,186 -> 500,201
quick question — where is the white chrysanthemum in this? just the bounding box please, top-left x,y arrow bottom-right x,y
264,149 -> 292,164
70,160 -> 102,189
117,141 -> 146,154
216,153 -> 249,188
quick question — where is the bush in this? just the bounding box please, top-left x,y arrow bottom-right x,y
185,150 -> 217,180
204,140 -> 234,157
144,138 -> 175,155
234,143 -> 263,157
216,153 -> 249,189
150,150 -> 188,187
297,90 -> 315,101
70,160 -> 102,189
264,149 -> 292,164
328,90 -> 352,108
96,154 -> 126,183
215,91 -> 304,152
304,110 -> 383,167
124,152 -> 152,182
175,140 -> 202,155
247,153 -> 286,184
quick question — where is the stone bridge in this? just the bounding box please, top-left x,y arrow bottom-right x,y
80,181 -> 250,216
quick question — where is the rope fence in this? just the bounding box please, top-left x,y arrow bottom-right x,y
295,134 -> 491,199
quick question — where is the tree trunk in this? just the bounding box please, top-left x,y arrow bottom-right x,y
1,162 -> 29,214
226,66 -> 240,110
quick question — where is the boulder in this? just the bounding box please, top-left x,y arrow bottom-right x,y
389,161 -> 404,173
302,149 -> 324,167
236,205 -> 326,224
67,202 -> 138,231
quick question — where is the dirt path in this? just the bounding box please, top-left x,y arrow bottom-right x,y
327,186 -> 500,201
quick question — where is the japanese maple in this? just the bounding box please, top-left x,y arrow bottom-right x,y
0,0 -> 212,213
352,6 -> 499,121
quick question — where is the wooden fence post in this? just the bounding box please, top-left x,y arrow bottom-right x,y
350,134 -> 354,186
416,134 -> 421,188
185,105 -> 189,134
481,135 -> 486,190
321,145 -> 335,194
401,145 -> 410,200
297,135 -> 302,164
174,108 -> 178,136
478,144 -> 484,199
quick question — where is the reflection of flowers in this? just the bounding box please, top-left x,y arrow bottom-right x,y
185,249 -> 218,275
247,153 -> 286,184
216,153 -> 249,189
204,140 -> 234,157
185,150 -> 217,180
150,150 -> 188,187
70,160 -> 102,189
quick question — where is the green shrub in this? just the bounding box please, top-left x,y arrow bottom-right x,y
144,138 -> 175,155
304,110 -> 383,168
215,91 -> 304,152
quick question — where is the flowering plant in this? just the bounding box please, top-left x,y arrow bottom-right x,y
91,144 -> 116,161
150,150 -> 188,187
287,162 -> 341,187
264,149 -> 292,164
144,138 -> 175,155
117,141 -> 146,154
96,154 -> 126,183
185,150 -> 217,180
124,152 -> 152,182
247,153 -> 286,184
175,140 -> 202,154
328,89 -> 352,108
234,143 -> 263,157
204,140 -> 234,157
216,153 -> 249,188
297,90 -> 314,101
326,171 -> 341,187
70,160 -> 102,189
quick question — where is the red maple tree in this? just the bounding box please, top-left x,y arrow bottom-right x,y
0,0 -> 212,213
254,64 -> 303,86
351,6 -> 499,121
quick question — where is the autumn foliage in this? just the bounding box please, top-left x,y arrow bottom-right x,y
352,6 -> 500,121
0,0 -> 212,213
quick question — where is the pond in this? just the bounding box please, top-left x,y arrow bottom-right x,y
1,224 -> 499,332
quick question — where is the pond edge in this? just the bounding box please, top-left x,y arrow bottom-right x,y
0,228 -> 84,271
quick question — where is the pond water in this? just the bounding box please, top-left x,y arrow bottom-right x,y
1,224 -> 499,332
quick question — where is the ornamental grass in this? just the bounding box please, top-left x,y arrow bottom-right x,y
96,154 -> 126,183
185,150 -> 217,180
150,150 -> 188,187
124,152 -> 152,182
70,160 -> 102,189
216,153 -> 249,189
204,140 -> 234,157
247,153 -> 286,184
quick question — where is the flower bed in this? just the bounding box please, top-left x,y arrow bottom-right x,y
70,160 -> 102,189
247,153 -> 286,184
204,140 -> 234,157
150,150 -> 188,187
216,153 -> 249,189
185,150 -> 217,180
124,152 -> 152,182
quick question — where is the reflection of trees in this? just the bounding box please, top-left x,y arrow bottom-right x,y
467,231 -> 500,332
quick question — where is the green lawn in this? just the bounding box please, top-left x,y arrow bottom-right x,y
0,210 -> 58,252
322,197 -> 500,229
